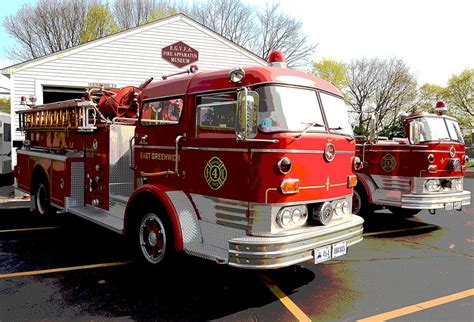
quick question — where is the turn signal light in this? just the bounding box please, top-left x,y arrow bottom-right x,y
347,175 -> 358,188
428,165 -> 438,173
280,178 -> 299,194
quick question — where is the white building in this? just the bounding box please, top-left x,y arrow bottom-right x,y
2,14 -> 266,151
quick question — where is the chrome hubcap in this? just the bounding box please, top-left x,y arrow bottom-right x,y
139,213 -> 166,264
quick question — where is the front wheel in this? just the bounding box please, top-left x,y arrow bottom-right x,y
352,183 -> 374,219
388,207 -> 421,218
135,211 -> 173,266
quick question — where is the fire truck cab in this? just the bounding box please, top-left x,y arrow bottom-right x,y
15,55 -> 363,269
353,102 -> 471,217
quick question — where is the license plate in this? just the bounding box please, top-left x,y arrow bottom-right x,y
332,241 -> 347,258
314,245 -> 331,263
444,203 -> 454,210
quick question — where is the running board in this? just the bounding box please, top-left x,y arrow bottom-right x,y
185,243 -> 228,264
69,205 -> 123,234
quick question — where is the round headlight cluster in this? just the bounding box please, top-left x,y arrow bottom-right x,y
452,178 -> 463,191
332,199 -> 351,216
277,206 -> 308,229
425,179 -> 441,192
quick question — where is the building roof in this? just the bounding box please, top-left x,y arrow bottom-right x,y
2,13 -> 265,76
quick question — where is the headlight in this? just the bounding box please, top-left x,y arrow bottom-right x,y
452,178 -> 463,191
342,201 -> 350,214
277,206 -> 307,229
334,202 -> 343,216
425,179 -> 441,192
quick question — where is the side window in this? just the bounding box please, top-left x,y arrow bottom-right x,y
197,92 -> 237,130
4,123 -> 11,142
140,98 -> 183,126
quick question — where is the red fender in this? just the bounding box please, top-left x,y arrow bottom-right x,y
354,173 -> 374,204
124,184 -> 184,252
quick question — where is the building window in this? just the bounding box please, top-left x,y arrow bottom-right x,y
3,123 -> 11,142
140,98 -> 183,126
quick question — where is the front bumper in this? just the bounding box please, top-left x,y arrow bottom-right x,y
228,215 -> 364,269
401,190 -> 471,210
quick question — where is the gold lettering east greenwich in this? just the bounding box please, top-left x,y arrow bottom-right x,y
139,152 -> 178,161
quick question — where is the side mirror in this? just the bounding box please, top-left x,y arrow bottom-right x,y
409,122 -> 420,144
368,113 -> 377,144
236,88 -> 259,140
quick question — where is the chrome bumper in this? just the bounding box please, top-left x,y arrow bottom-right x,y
401,190 -> 471,210
228,215 -> 364,269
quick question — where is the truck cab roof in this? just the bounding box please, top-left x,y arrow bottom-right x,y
141,66 -> 343,101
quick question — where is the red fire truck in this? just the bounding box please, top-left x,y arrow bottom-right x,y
353,102 -> 471,218
14,53 -> 363,269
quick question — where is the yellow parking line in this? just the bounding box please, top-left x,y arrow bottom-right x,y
0,226 -> 60,233
358,288 -> 474,321
262,275 -> 311,322
0,261 -> 131,279
363,225 -> 437,237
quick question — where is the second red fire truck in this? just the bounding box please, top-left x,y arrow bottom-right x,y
14,53 -> 363,269
353,102 -> 471,218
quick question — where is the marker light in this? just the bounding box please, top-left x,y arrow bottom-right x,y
280,178 -> 299,194
229,66 -> 245,83
268,51 -> 287,68
277,157 -> 292,174
435,101 -> 447,115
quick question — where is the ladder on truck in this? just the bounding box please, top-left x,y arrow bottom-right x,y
17,99 -> 98,132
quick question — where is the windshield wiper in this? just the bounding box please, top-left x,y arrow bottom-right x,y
295,121 -> 325,138
329,126 -> 354,140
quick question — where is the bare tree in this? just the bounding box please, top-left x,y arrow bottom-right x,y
252,2 -> 316,68
3,0 -> 93,61
346,57 -> 417,137
188,0 -> 316,68
346,58 -> 381,133
188,0 -> 255,49
113,0 -> 179,29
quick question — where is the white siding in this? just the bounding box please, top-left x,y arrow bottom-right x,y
9,16 -> 265,142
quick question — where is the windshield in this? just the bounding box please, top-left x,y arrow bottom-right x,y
409,116 -> 464,143
320,92 -> 354,137
255,86 -> 325,133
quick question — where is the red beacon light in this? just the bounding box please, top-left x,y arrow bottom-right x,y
268,51 -> 287,68
20,96 -> 27,105
435,101 -> 447,115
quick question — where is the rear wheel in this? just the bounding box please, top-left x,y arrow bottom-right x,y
32,180 -> 56,216
388,207 -> 421,218
134,210 -> 173,266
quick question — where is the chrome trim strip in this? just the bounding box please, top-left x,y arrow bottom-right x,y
364,149 -> 464,154
134,145 -> 174,150
252,149 -> 323,154
183,147 -> 248,152
135,146 -> 354,155
16,149 -> 82,161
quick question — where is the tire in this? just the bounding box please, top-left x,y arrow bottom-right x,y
134,210 -> 174,267
32,180 -> 56,216
388,207 -> 421,218
352,183 -> 374,219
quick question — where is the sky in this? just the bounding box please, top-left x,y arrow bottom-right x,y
0,0 -> 473,88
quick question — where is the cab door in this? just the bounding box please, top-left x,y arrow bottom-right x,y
134,97 -> 186,189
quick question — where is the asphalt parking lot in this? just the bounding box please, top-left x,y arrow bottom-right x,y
0,179 -> 473,321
